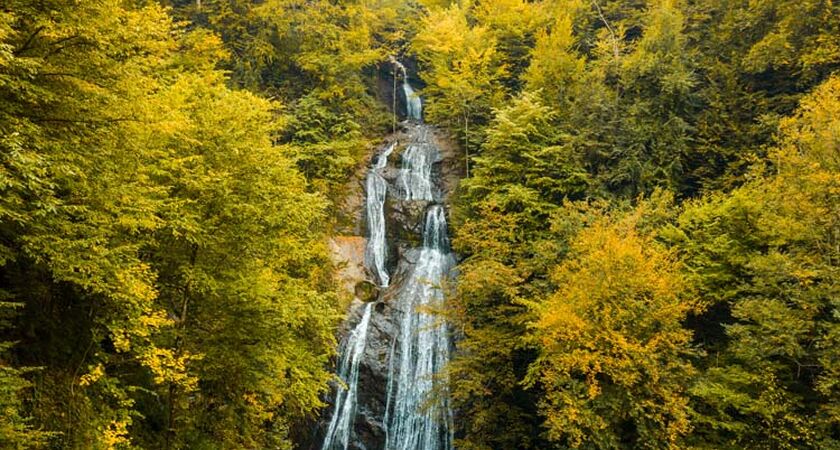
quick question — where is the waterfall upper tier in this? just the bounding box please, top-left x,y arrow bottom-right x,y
403,81 -> 422,122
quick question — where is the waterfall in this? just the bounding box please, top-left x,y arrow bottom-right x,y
384,204 -> 454,450
404,81 -> 422,122
321,303 -> 375,450
321,76 -> 453,450
386,102 -> 453,450
422,204 -> 449,251
365,142 -> 396,287
391,55 -> 421,121
396,129 -> 438,201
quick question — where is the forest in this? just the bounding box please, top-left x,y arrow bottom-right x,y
0,0 -> 838,449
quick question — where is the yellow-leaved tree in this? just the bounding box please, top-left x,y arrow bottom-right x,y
528,197 -> 700,448
412,3 -> 507,171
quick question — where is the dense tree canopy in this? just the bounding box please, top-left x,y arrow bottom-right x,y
1,0 -> 838,448
424,0 -> 839,448
530,198 -> 700,449
0,0 -> 397,447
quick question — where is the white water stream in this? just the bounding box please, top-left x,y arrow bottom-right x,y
321,74 -> 453,450
321,303 -> 375,450
384,204 -> 454,450
403,80 -> 422,122
396,128 -> 438,201
365,142 -> 396,287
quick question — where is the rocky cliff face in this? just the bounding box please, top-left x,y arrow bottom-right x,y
309,121 -> 461,450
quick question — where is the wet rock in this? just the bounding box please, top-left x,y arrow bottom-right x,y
385,198 -> 427,245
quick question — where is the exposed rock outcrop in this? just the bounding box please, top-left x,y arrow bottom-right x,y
329,236 -> 368,300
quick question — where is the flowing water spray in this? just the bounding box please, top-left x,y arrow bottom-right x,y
321,303 -> 375,450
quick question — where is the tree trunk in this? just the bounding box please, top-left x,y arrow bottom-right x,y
464,110 -> 470,178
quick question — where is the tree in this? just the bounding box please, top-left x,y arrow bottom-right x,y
447,91 -> 593,450
412,3 -> 508,165
166,0 -> 398,199
675,75 -> 840,448
523,6 -> 588,107
529,197 -> 699,448
0,2 -> 341,447
603,0 -> 697,196
684,0 -> 840,192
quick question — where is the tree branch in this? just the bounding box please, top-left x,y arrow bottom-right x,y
591,0 -> 620,61
13,26 -> 45,56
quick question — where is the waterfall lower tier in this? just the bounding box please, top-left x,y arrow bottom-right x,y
321,303 -> 375,450
384,206 -> 454,450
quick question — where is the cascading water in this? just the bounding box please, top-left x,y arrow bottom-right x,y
391,56 -> 421,122
365,142 -> 396,287
321,303 -> 375,450
396,129 -> 438,201
320,72 -> 453,450
384,204 -> 454,450
403,80 -> 422,122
